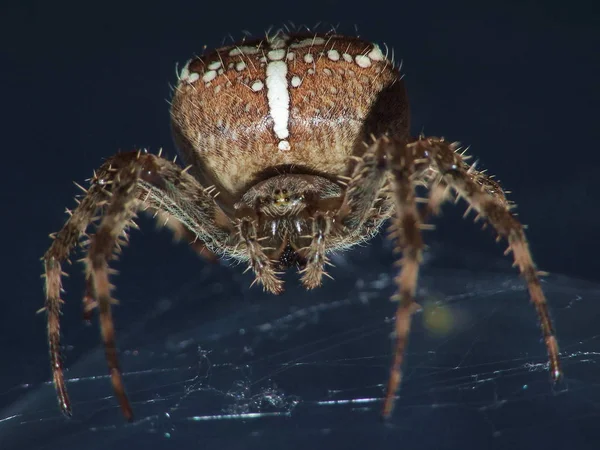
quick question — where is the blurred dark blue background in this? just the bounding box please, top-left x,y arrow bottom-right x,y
1,0 -> 599,449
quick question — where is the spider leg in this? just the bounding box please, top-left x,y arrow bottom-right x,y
336,137 -> 388,230
86,160 -> 140,421
238,218 -> 284,294
43,183 -> 109,416
422,137 -> 561,379
380,137 -> 428,418
89,152 -> 235,420
43,151 -> 232,420
419,178 -> 450,223
327,136 -> 430,418
299,213 -> 333,289
81,223 -> 128,322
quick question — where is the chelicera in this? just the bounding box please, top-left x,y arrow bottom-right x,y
43,30 -> 561,421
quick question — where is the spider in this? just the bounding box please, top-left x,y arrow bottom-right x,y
43,30 -> 561,422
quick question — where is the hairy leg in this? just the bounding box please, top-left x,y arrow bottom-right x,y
336,137 -> 389,230
238,218 -> 284,294
381,137 -> 428,418
86,159 -> 141,420
328,136 -> 430,417
299,213 -> 333,289
42,151 -> 231,419
43,183 -> 109,416
420,178 -> 450,222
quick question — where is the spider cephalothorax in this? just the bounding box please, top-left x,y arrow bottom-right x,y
43,29 -> 561,422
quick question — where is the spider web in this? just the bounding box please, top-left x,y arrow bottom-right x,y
1,241 -> 599,450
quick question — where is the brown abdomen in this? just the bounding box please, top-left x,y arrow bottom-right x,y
170,32 -> 410,199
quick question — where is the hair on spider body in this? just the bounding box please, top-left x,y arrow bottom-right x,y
42,28 -> 561,422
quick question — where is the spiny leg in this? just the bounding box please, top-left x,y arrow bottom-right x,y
43,185 -> 109,416
81,220 -> 133,322
381,137 -> 428,419
336,138 -> 389,230
89,152 -> 234,420
87,161 -> 141,421
238,218 -> 284,294
331,136 -> 429,417
417,146 -> 499,224
419,178 -> 450,223
43,151 -> 231,420
137,167 -> 231,247
299,213 -> 333,289
422,137 -> 561,381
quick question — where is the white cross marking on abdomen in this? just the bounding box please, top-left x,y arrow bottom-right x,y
265,42 -> 290,151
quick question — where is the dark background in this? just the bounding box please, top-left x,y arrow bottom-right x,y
1,0 -> 599,449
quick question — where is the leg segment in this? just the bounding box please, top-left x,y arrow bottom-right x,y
419,178 -> 450,223
43,184 -> 109,416
86,160 -> 140,421
299,213 -> 333,289
380,137 -> 427,418
335,138 -> 389,230
238,218 -> 284,294
332,136 -> 430,418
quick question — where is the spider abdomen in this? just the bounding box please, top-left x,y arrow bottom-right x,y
170,32 -> 410,198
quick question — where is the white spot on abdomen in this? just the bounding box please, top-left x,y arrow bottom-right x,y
202,70 -> 217,82
179,60 -> 191,81
355,55 -> 372,68
251,80 -> 264,91
265,60 -> 290,141
368,45 -> 385,61
327,49 -> 340,61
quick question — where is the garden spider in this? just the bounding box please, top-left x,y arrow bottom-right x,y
43,30 -> 561,421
